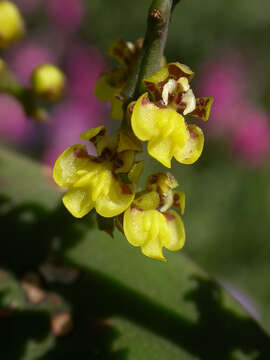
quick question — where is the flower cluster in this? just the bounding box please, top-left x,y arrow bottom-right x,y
53,40 -> 213,261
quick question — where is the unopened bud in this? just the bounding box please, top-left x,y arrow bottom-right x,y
31,64 -> 66,101
0,1 -> 25,48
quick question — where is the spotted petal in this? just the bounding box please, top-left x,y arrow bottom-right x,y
131,93 -> 160,141
123,206 -> 150,247
144,62 -> 194,101
96,177 -> 134,217
190,97 -> 214,121
53,144 -> 89,187
108,38 -> 135,67
163,210 -> 185,251
174,125 -> 204,164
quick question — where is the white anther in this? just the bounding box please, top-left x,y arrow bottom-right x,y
126,41 -> 135,51
162,79 -> 177,106
177,77 -> 190,92
182,89 -> 196,115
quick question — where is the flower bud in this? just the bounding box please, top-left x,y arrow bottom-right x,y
31,64 -> 66,101
0,1 -> 25,48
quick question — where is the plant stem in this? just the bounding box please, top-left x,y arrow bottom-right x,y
121,0 -> 180,128
136,0 -> 173,94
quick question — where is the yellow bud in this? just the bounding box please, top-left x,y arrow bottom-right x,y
0,1 -> 25,48
31,64 -> 66,101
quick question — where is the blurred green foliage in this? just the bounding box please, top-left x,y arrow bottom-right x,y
0,147 -> 270,359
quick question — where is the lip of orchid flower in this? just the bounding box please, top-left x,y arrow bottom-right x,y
123,173 -> 186,261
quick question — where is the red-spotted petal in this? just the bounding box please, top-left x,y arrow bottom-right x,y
174,125 -> 204,164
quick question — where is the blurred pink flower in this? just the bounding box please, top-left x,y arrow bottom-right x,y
44,100 -> 103,167
198,53 -> 247,136
0,94 -> 32,143
47,0 -> 84,33
66,44 -> 105,101
232,108 -> 270,166
8,42 -> 56,85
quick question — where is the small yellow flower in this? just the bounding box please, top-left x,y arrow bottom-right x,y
123,173 -> 185,261
95,38 -> 143,120
53,126 -> 137,218
131,62 -> 213,168
0,1 -> 24,48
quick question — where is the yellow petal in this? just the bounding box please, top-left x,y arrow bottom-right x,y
117,129 -> 142,152
128,161 -> 144,184
123,206 -> 149,246
141,237 -> 166,261
174,125 -> 204,164
53,145 -> 89,187
147,137 -> 173,168
131,93 -> 160,141
134,191 -> 160,210
80,126 -> 106,141
163,210 -> 185,251
94,72 -> 121,102
111,96 -> 124,121
63,187 -> 94,218
141,211 -> 168,261
115,150 -> 134,174
96,178 -> 134,217
89,167 -> 112,202
173,191 -> 185,215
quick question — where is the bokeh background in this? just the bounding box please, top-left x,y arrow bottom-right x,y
1,0 -> 270,332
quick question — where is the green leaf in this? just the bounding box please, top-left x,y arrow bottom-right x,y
0,146 -> 270,360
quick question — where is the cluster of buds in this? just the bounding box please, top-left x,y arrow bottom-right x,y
53,38 -> 213,261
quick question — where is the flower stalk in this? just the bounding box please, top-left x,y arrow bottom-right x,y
121,0 -> 180,127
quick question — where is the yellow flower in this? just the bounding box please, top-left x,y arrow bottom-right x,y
0,1 -> 24,48
131,62 -> 213,168
53,126 -> 138,218
95,38 -> 143,120
123,173 -> 185,261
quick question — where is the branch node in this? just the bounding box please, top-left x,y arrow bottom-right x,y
150,8 -> 163,21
